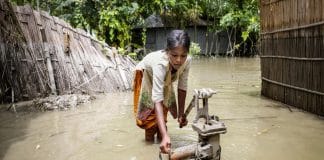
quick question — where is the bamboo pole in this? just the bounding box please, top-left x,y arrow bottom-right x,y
262,77 -> 324,96
44,42 -> 57,95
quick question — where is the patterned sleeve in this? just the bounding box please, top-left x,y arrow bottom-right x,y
152,64 -> 166,103
178,58 -> 191,91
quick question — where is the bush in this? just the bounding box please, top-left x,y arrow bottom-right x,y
189,42 -> 201,56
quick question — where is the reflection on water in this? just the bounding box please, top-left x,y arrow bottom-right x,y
1,57 -> 324,160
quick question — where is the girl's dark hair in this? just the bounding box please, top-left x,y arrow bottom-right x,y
166,30 -> 191,52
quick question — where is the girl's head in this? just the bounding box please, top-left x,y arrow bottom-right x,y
166,30 -> 191,70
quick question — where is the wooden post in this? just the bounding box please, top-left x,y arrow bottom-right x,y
10,88 -> 16,113
44,42 -> 57,95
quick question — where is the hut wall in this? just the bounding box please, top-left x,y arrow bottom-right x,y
145,27 -> 229,55
260,0 -> 324,115
0,0 -> 135,102
207,31 -> 230,55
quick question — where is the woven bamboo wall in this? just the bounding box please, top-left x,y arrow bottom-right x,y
260,0 -> 324,115
0,0 -> 135,102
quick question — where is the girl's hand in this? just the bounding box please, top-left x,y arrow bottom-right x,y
178,116 -> 188,128
160,135 -> 171,154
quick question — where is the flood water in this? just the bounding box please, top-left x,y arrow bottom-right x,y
1,57 -> 324,160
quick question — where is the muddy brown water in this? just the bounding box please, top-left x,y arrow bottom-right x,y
1,57 -> 324,160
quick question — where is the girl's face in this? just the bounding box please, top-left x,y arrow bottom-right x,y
167,46 -> 188,70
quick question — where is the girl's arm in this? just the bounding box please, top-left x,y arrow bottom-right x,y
155,101 -> 171,153
178,89 -> 188,128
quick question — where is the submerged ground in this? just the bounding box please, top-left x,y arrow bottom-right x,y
1,57 -> 323,160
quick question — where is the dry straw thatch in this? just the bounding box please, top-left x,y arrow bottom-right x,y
0,0 -> 136,103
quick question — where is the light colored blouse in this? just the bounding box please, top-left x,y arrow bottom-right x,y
135,50 -> 191,119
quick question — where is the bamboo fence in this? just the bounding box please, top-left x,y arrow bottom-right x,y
260,0 -> 324,115
0,0 -> 136,102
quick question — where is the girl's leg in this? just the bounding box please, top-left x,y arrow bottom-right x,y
145,126 -> 157,141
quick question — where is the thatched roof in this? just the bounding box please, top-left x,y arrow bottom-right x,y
0,1 -> 135,102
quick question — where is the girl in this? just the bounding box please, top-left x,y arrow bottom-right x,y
133,30 -> 191,154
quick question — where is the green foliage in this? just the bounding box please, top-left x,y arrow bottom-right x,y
128,52 -> 137,60
117,47 -> 127,55
9,0 -> 260,54
98,1 -> 140,47
141,27 -> 147,49
247,16 -> 260,33
242,31 -> 249,41
189,42 -> 201,56
218,0 -> 260,42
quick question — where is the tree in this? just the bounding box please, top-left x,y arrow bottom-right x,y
98,0 -> 140,47
218,0 -> 260,56
9,0 -> 260,56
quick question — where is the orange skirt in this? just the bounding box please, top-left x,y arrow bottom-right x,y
133,70 -> 168,129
